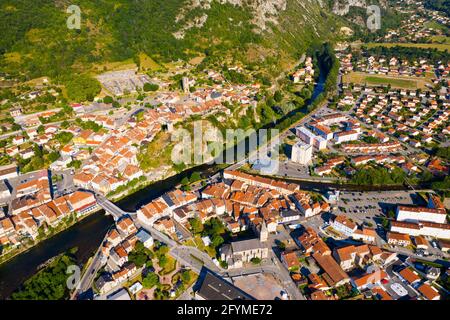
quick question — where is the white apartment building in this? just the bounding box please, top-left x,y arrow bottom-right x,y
296,126 -> 327,150
396,206 -> 447,224
0,164 -> 18,180
331,215 -> 357,236
334,130 -> 360,144
390,220 -> 450,239
291,141 -> 313,165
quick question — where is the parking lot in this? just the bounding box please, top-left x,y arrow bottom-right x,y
335,190 -> 420,226
277,161 -> 311,180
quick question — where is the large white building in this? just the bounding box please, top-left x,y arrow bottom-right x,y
331,215 -> 357,236
296,126 -> 327,150
316,113 -> 347,125
390,220 -> 450,239
291,141 -> 313,165
396,206 -> 447,224
334,130 -> 360,144
0,180 -> 11,201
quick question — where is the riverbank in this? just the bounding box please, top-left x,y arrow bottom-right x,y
0,210 -> 113,299
0,205 -> 103,266
9,250 -> 78,300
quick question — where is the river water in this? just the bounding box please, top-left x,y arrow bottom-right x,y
0,211 -> 113,299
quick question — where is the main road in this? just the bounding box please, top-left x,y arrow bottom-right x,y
70,231 -> 109,300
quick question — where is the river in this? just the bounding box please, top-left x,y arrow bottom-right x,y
0,211 -> 112,299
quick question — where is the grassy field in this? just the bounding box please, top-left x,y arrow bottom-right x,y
365,42 -> 450,52
139,53 -> 163,71
424,21 -> 449,33
343,71 -> 432,89
4,52 -> 21,63
91,58 -> 136,74
184,236 -> 217,258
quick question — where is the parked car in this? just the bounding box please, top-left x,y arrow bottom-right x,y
431,240 -> 439,249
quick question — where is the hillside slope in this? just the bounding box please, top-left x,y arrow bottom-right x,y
0,0 -> 339,85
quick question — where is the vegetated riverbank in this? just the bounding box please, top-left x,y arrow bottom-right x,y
0,206 -> 104,266
10,249 -> 78,300
0,211 -> 112,299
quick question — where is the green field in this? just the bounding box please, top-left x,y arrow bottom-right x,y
343,71 -> 427,89
365,42 -> 450,52
365,76 -> 416,88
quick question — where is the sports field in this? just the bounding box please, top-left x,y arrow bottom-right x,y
343,71 -> 433,89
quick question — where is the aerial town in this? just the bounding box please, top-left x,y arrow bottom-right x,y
0,0 -> 448,305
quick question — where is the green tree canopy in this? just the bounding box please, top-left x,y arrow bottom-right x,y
189,217 -> 204,234
142,272 -> 159,289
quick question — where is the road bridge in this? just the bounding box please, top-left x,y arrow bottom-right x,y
95,194 -> 136,221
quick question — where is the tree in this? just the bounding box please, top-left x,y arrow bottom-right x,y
128,242 -> 152,268
381,217 -> 390,229
143,83 -> 159,92
11,253 -> 75,300
55,132 -> 73,145
181,177 -> 190,186
189,171 -> 201,183
211,235 -> 224,248
435,146 -> 450,161
61,120 -> 70,129
136,111 -> 145,122
47,151 -> 60,163
156,244 -> 169,256
158,254 -> 168,268
37,125 -> 45,134
68,160 -> 82,169
362,136 -> 379,143
103,96 -> 114,104
203,218 -> 223,238
277,241 -> 286,251
250,257 -> 261,265
142,272 -> 159,289
274,90 -> 283,102
301,88 -> 311,99
188,218 -> 204,234
65,74 -> 101,102
387,209 -> 396,219
129,251 -> 148,268
181,271 -> 191,284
